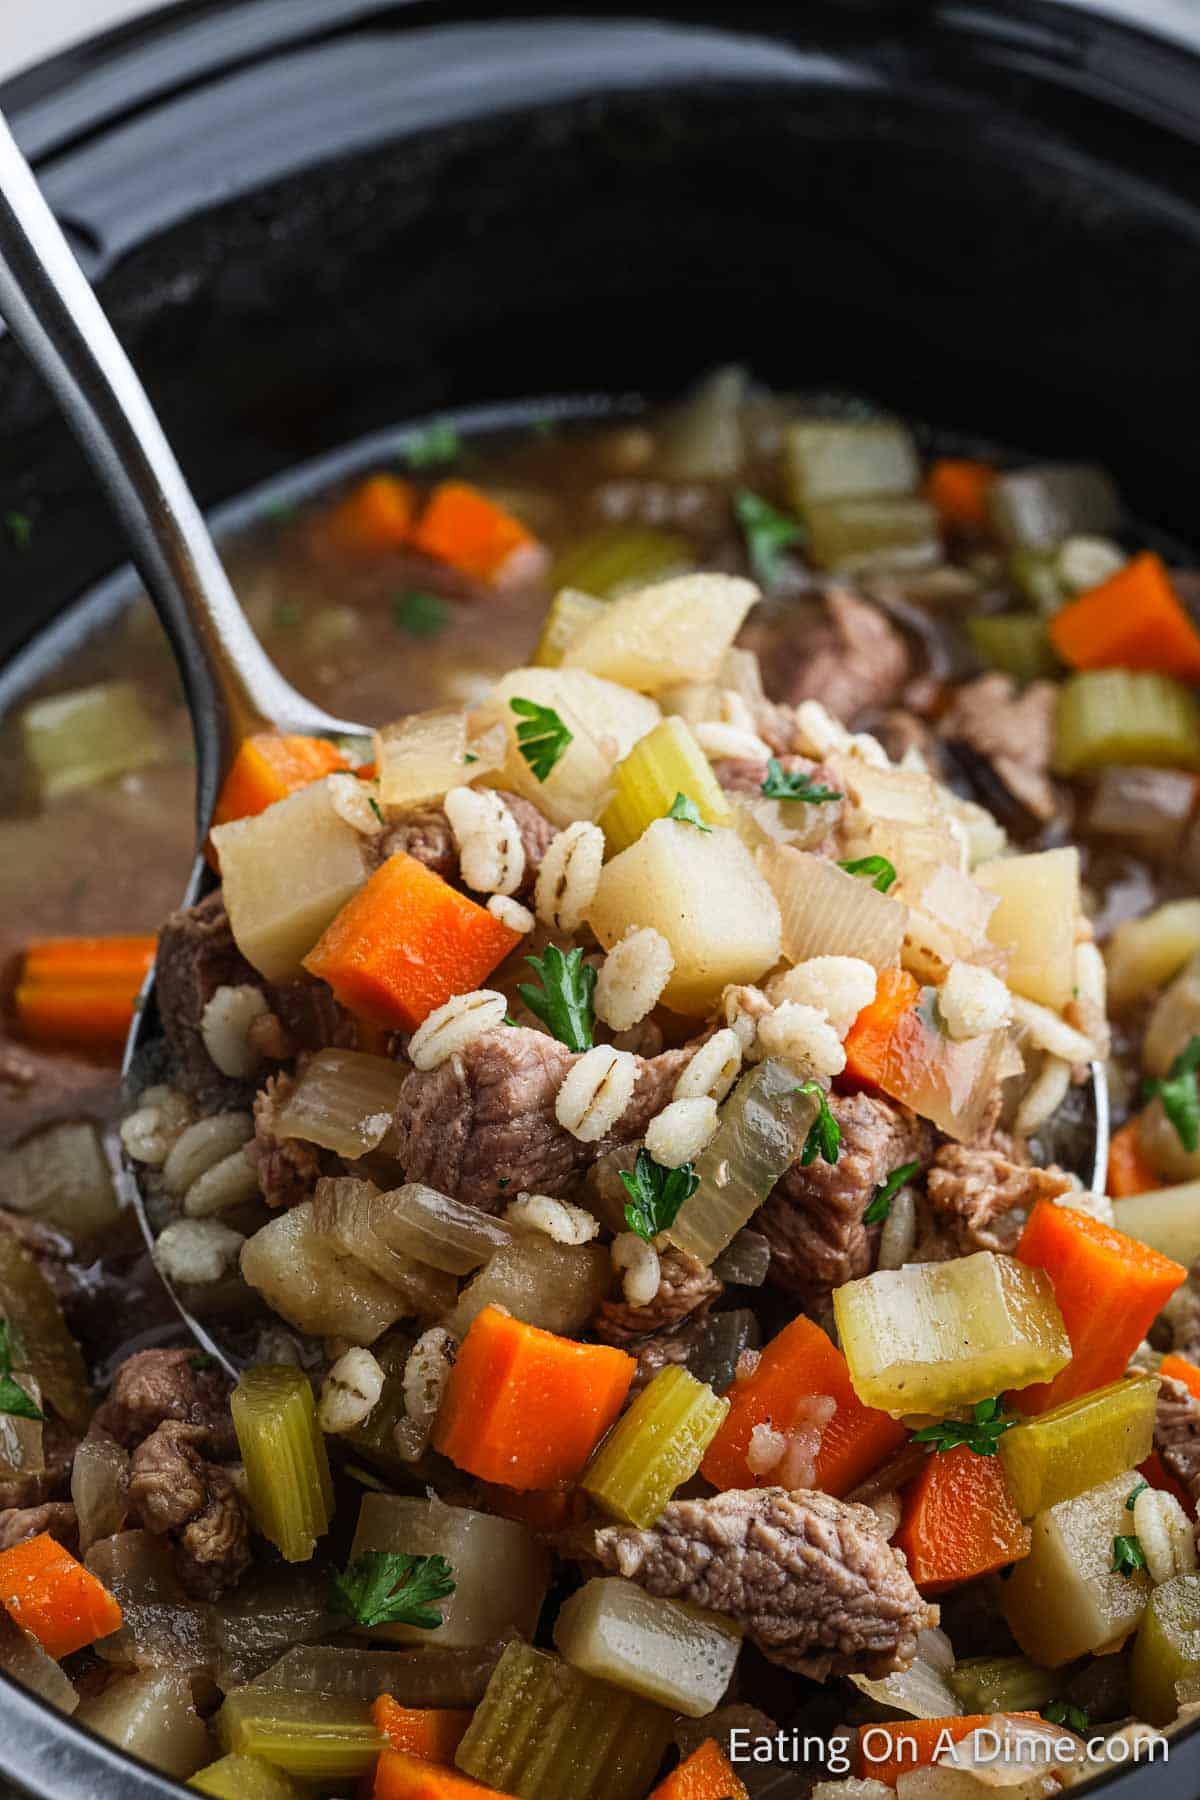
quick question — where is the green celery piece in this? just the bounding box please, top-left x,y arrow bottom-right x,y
215,1691 -> 384,1781
1054,671 -> 1200,776
999,1374 -> 1159,1517
189,1752 -> 304,1799
582,1366 -> 728,1527
599,715 -> 731,855
967,613 -> 1060,682
550,526 -> 694,598
805,495 -> 940,574
1130,1572 -> 1200,1726
948,1655 -> 1058,1714
231,1366 -> 334,1562
783,418 -> 920,510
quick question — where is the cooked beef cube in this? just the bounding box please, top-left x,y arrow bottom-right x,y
921,1143 -> 1074,1257
128,1420 -> 251,1598
370,791 -> 556,899
938,673 -> 1058,827
593,1247 -> 722,1346
0,1501 -> 78,1555
93,1347 -> 237,1460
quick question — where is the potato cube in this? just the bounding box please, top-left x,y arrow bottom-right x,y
1004,1468 -> 1151,1666
561,574 -> 758,693
976,846 -> 1079,1010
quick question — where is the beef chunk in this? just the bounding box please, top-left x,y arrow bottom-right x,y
0,1501 -> 78,1554
248,1071 -> 327,1210
155,891 -> 255,1096
128,1421 -> 251,1599
922,1144 -> 1075,1257
371,791 -> 556,899
757,1093 -> 934,1303
1154,1374 -> 1200,1510
778,590 -> 911,723
938,674 -> 1058,827
594,1486 -> 936,1677
594,1248 -> 723,1346
93,1348 -> 236,1460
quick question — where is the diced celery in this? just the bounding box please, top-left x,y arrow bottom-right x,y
21,679 -> 166,800
667,1061 -> 820,1265
582,1366 -> 728,1527
216,1690 -> 384,1781
454,1640 -> 674,1800
533,588 -> 608,666
1009,549 -> 1066,614
231,1365 -> 334,1562
550,527 -> 695,598
1003,1469 -> 1151,1666
806,496 -> 941,573
783,418 -> 921,509
966,614 -> 1059,682
599,715 -> 732,854
947,1655 -> 1058,1714
987,464 -> 1120,552
832,1251 -> 1070,1418
554,1576 -> 741,1718
189,1752 -> 303,1799
1054,671 -> 1200,777
1130,1572 -> 1200,1726
999,1375 -> 1159,1517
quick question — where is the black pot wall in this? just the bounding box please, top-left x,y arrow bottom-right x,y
0,3 -> 1199,1797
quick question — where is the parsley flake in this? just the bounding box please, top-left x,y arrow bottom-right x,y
733,488 -> 806,588
510,697 -> 573,782
392,590 -> 451,639
838,854 -> 898,893
331,1550 -> 455,1629
368,796 -> 385,825
1126,1478 -> 1149,1512
1043,1700 -> 1089,1733
863,1160 -> 921,1226
517,945 -> 595,1052
620,1148 -> 699,1243
188,1352 -> 216,1373
795,1081 -> 841,1167
1144,1035 -> 1200,1154
760,760 -> 841,804
667,792 -> 712,832
1112,1534 -> 1146,1579
0,1320 -> 44,1422
4,510 -> 33,552
912,1396 -> 1015,1457
401,422 -> 461,468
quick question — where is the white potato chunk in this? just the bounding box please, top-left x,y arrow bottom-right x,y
976,846 -> 1079,1011
561,573 -> 759,693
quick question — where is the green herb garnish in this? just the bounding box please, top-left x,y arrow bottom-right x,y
912,1396 -> 1015,1458
401,422 -> 461,468
863,1160 -> 921,1226
4,510 -> 33,552
368,796 -> 384,825
620,1148 -> 700,1244
1043,1700 -> 1089,1732
510,697 -> 573,782
795,1081 -> 841,1167
1144,1035 -> 1200,1154
733,488 -> 805,588
0,1321 -> 44,1422
1112,1534 -> 1146,1579
838,854 -> 898,893
392,590 -> 451,639
760,759 -> 841,803
667,792 -> 711,832
1125,1478 -> 1149,1512
518,945 -> 596,1052
188,1352 -> 217,1373
331,1550 -> 455,1629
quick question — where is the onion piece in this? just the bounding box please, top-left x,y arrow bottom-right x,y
447,1232 -> 611,1338
86,1530 -> 216,1673
0,1610 -> 78,1713
310,1179 -> 456,1319
249,1639 -> 511,1706
876,991 -> 1009,1143
375,707 -> 472,809
274,1050 -> 408,1160
760,844 -> 908,971
74,1668 -> 211,1780
371,1182 -> 515,1275
71,1433 -> 129,1552
851,1626 -> 960,1720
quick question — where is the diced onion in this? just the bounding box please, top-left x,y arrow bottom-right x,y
851,1627 -> 960,1719
310,1179 -> 457,1318
273,1049 -> 408,1160
374,707 -> 472,808
760,844 -> 907,971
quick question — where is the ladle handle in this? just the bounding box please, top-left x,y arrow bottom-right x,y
0,111 -> 359,837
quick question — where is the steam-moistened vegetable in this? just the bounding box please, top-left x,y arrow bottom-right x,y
999,1374 -> 1160,1516
1116,1181 -> 1200,1266
362,1183 -> 515,1275
78,1669 -> 211,1781
833,1252 -> 1070,1417
987,463 -> 1120,551
895,1443 -> 1030,1590
1130,1573 -> 1200,1726
554,1576 -> 741,1717
1004,1470 -> 1152,1665
1054,670 -> 1200,774
231,1365 -> 334,1562
599,716 -> 732,854
1106,899 -> 1200,1011
481,666 -> 660,825
966,612 -> 1057,682
446,1233 -> 611,1338
840,969 -> 1008,1142
212,733 -> 350,830
374,709 -> 474,809
581,1366 -> 728,1527
975,846 -> 1079,1011
806,495 -> 941,573
760,845 -> 908,970
372,1695 -> 473,1763
0,1532 -> 123,1657
21,679 -> 166,800
216,1689 -> 386,1782
647,1740 -> 748,1800
784,418 -> 921,509
240,1200 -> 410,1342
947,1656 -> 1058,1715
454,1639 -> 675,1800
533,587 -> 608,666
561,573 -> 758,693
189,1753 -> 305,1799
273,1049 -> 408,1158
1051,550 -> 1200,680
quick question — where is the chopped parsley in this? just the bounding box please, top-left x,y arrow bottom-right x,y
188,1352 -> 216,1373
912,1396 -> 1014,1458
517,945 -> 596,1052
463,752 -> 479,766
760,759 -> 841,803
733,487 -> 805,588
667,792 -> 711,832
1043,1700 -> 1090,1732
392,590 -> 451,639
401,422 -> 461,468
1126,1478 -> 1149,1511
368,796 -> 384,825
795,1081 -> 841,1167
620,1148 -> 699,1243
4,510 -> 33,552
0,1321 -> 44,1422
510,697 -> 573,782
863,1160 -> 921,1226
1112,1534 -> 1146,1579
331,1550 -> 455,1630
272,599 -> 302,629
838,854 -> 898,893
1144,1035 -> 1200,1154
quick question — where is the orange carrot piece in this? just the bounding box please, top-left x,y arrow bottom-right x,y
1160,1353 -> 1200,1402
318,474 -> 417,555
1049,551 -> 1200,683
303,853 -> 521,1031
410,482 -> 538,584
1107,1115 -> 1159,1198
14,935 -> 156,1049
701,1314 -> 907,1497
1139,1449 -> 1193,1516
0,1531 -> 122,1659
211,733 -> 349,832
374,1749 -> 515,1800
433,1305 -> 635,1490
925,458 -> 997,531
372,1697 -> 472,1765
857,1714 -> 1040,1786
1015,1201 -> 1186,1414
841,969 -> 922,1089
894,1446 -> 1030,1593
647,1738 -> 748,1800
